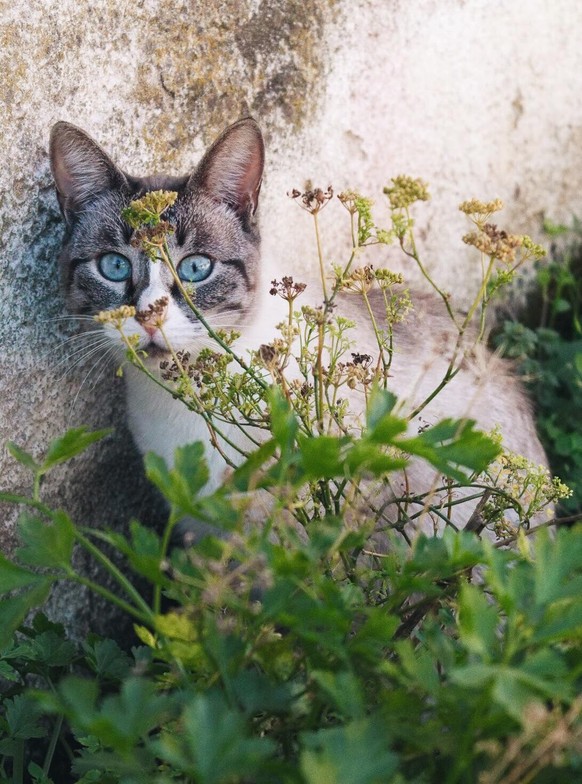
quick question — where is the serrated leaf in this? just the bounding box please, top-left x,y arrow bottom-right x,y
27,761 -> 54,784
83,638 -> 131,681
400,418 -> 500,481
311,670 -> 365,719
0,661 -> 19,682
5,694 -> 46,740
40,427 -> 111,473
30,631 -> 76,667
17,510 -> 74,569
145,442 -> 209,516
169,692 -> 275,783
300,718 -> 398,784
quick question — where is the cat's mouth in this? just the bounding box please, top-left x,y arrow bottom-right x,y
143,343 -> 171,360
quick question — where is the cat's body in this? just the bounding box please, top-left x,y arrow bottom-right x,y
49,119 -> 547,534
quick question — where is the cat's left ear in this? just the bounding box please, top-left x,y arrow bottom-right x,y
190,118 -> 265,219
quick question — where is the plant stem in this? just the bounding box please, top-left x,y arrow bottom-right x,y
313,212 -> 328,303
75,530 -> 153,618
43,714 -> 64,778
13,739 -> 24,784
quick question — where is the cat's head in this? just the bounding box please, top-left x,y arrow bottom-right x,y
49,119 -> 264,364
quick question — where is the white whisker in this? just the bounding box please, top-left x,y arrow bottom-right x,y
53,337 -> 112,371
57,340 -> 114,381
70,344 -> 121,412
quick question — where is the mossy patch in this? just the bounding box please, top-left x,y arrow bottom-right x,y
131,0 -> 336,162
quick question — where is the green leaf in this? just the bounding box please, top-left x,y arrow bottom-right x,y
0,661 -> 19,682
145,442 -> 209,516
4,694 -> 47,740
229,438 -> 277,491
17,510 -> 74,569
311,670 -> 365,719
40,427 -> 111,473
6,441 -> 38,472
0,580 -> 53,650
268,386 -> 298,454
298,435 -> 406,481
177,692 -> 275,783
27,761 -> 54,784
298,435 -> 352,479
365,387 -> 406,443
457,582 -> 499,659
0,553 -> 46,594
400,419 -> 500,481
300,718 -> 398,784
29,631 -> 76,668
366,386 -> 398,430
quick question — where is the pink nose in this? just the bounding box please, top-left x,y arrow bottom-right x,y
143,323 -> 158,338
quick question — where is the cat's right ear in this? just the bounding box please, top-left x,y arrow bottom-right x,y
190,118 -> 265,220
49,122 -> 127,223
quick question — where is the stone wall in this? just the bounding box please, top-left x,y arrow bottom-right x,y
2,0 -> 582,633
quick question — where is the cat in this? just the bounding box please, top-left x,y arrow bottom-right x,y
49,118 -> 549,537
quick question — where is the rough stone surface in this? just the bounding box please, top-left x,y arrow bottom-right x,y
2,0 -> 582,635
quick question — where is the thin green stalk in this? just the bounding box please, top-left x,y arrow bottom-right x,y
401,208 -> 459,328
0,493 -> 52,517
154,510 -> 180,615
362,290 -> 390,380
75,530 -> 153,618
67,569 -> 151,624
42,715 -> 64,778
13,739 -> 24,784
313,212 -> 329,303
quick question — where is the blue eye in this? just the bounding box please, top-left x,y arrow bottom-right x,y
98,253 -> 132,282
178,254 -> 213,283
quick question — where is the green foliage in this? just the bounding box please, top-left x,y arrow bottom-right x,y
497,217 -> 582,512
0,184 -> 573,782
1,424 -> 582,783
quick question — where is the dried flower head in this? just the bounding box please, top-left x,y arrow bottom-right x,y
269,276 -> 307,301
160,350 -> 194,382
384,176 -> 430,209
337,190 -> 361,215
288,185 -> 334,214
334,265 -> 376,294
135,296 -> 169,328
463,223 -> 525,265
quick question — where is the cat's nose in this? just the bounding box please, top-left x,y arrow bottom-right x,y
135,296 -> 168,339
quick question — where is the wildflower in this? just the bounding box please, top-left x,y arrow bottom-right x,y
463,223 -> 524,265
122,190 -> 178,229
334,265 -> 376,294
384,176 -> 430,210
288,184 -> 333,214
459,198 -> 504,218
160,350 -> 194,382
337,190 -> 361,215
135,296 -> 168,329
269,276 -> 307,301
374,268 -> 405,288
94,305 -> 136,327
